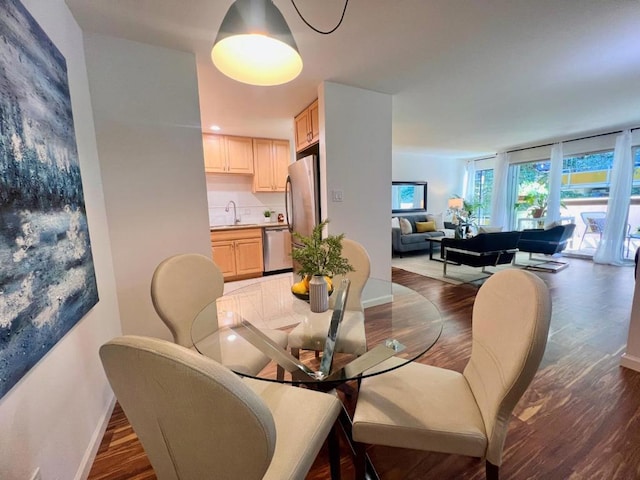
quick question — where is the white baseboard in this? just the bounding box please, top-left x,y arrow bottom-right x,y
620,353 -> 640,373
75,394 -> 116,480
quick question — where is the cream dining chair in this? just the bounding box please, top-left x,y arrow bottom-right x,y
100,335 -> 343,480
352,269 -> 552,480
150,253 -> 288,376
288,238 -> 371,358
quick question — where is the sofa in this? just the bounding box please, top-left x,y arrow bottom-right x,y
392,214 -> 450,255
440,231 -> 522,277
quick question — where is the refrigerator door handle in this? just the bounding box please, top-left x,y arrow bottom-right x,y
285,175 -> 294,234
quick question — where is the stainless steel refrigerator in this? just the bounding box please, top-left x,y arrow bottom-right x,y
285,154 -> 320,247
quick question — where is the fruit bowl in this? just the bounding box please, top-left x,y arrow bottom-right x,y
291,286 -> 334,302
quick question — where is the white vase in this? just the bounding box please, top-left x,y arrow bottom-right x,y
309,275 -> 329,313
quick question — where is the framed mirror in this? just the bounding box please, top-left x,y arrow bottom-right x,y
392,181 -> 427,213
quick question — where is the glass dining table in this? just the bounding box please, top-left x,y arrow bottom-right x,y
191,273 -> 443,389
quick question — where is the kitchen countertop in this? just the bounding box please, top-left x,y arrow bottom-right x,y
210,222 -> 288,231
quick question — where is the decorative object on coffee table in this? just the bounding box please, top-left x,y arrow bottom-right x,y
290,219 -> 353,312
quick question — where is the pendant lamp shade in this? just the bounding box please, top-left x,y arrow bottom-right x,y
212,0 -> 303,86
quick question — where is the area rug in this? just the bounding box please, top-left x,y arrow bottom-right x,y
392,252 -> 554,285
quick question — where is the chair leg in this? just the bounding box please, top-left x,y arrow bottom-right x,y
486,460 -> 500,480
276,364 -> 284,381
328,424 -> 342,480
579,230 -> 586,250
354,441 -> 368,480
291,348 -> 300,359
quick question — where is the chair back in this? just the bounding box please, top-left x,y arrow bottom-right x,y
151,254 -> 224,347
99,336 -> 276,480
463,269 -> 551,466
581,211 -> 606,233
329,238 -> 370,311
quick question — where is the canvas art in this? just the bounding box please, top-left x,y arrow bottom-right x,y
0,0 -> 99,399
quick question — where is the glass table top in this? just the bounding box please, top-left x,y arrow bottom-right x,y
191,274 -> 442,386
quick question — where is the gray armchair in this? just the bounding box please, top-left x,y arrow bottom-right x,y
515,224 -> 576,271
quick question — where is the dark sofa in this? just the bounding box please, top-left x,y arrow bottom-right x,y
392,214 -> 447,255
440,231 -> 522,277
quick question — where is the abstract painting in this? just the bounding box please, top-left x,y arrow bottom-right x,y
0,0 -> 99,399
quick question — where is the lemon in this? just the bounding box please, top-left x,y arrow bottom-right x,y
291,280 -> 308,295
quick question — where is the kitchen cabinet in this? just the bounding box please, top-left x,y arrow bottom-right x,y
203,134 -> 254,174
294,99 -> 319,152
211,228 -> 263,280
253,138 -> 291,192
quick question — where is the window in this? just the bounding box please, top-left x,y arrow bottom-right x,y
472,169 -> 493,225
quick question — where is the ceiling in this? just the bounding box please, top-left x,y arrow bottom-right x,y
64,0 -> 640,159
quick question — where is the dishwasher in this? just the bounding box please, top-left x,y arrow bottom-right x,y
263,226 -> 293,273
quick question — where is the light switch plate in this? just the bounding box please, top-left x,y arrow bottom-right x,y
331,190 -> 343,202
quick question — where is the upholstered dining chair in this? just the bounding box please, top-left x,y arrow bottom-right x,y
352,269 -> 551,480
150,253 -> 288,376
100,336 -> 343,480
288,238 -> 371,358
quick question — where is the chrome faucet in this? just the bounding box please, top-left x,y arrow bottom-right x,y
225,200 -> 239,224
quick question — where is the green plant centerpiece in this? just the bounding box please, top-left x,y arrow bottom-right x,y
290,219 -> 354,300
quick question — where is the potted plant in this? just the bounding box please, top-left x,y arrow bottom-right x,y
263,209 -> 273,222
290,219 -> 354,312
515,181 -> 566,220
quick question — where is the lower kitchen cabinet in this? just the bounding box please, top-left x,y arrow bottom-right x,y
211,228 -> 263,280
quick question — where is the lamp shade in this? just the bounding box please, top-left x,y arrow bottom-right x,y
212,0 -> 303,86
448,198 -> 464,210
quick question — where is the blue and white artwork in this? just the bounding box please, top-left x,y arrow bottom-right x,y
0,0 -> 99,399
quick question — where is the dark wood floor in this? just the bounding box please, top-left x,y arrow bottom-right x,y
88,257 -> 640,480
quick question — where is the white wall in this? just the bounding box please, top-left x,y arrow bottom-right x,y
83,34 -> 211,341
393,152 -> 466,216
319,82 -> 392,282
0,2 -> 121,479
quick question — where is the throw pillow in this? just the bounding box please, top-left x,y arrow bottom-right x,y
391,217 -> 400,229
415,221 -> 436,233
427,212 -> 445,230
478,226 -> 503,234
399,217 -> 413,234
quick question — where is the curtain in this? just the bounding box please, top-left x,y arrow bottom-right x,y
594,130 -> 633,266
490,152 -> 509,229
463,160 -> 476,203
545,142 -> 563,226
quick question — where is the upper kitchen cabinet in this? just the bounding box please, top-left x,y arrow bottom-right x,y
203,134 -> 254,174
253,138 -> 291,192
294,99 -> 319,152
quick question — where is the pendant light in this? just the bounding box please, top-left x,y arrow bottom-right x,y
212,0 -> 302,86
212,0 -> 350,86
